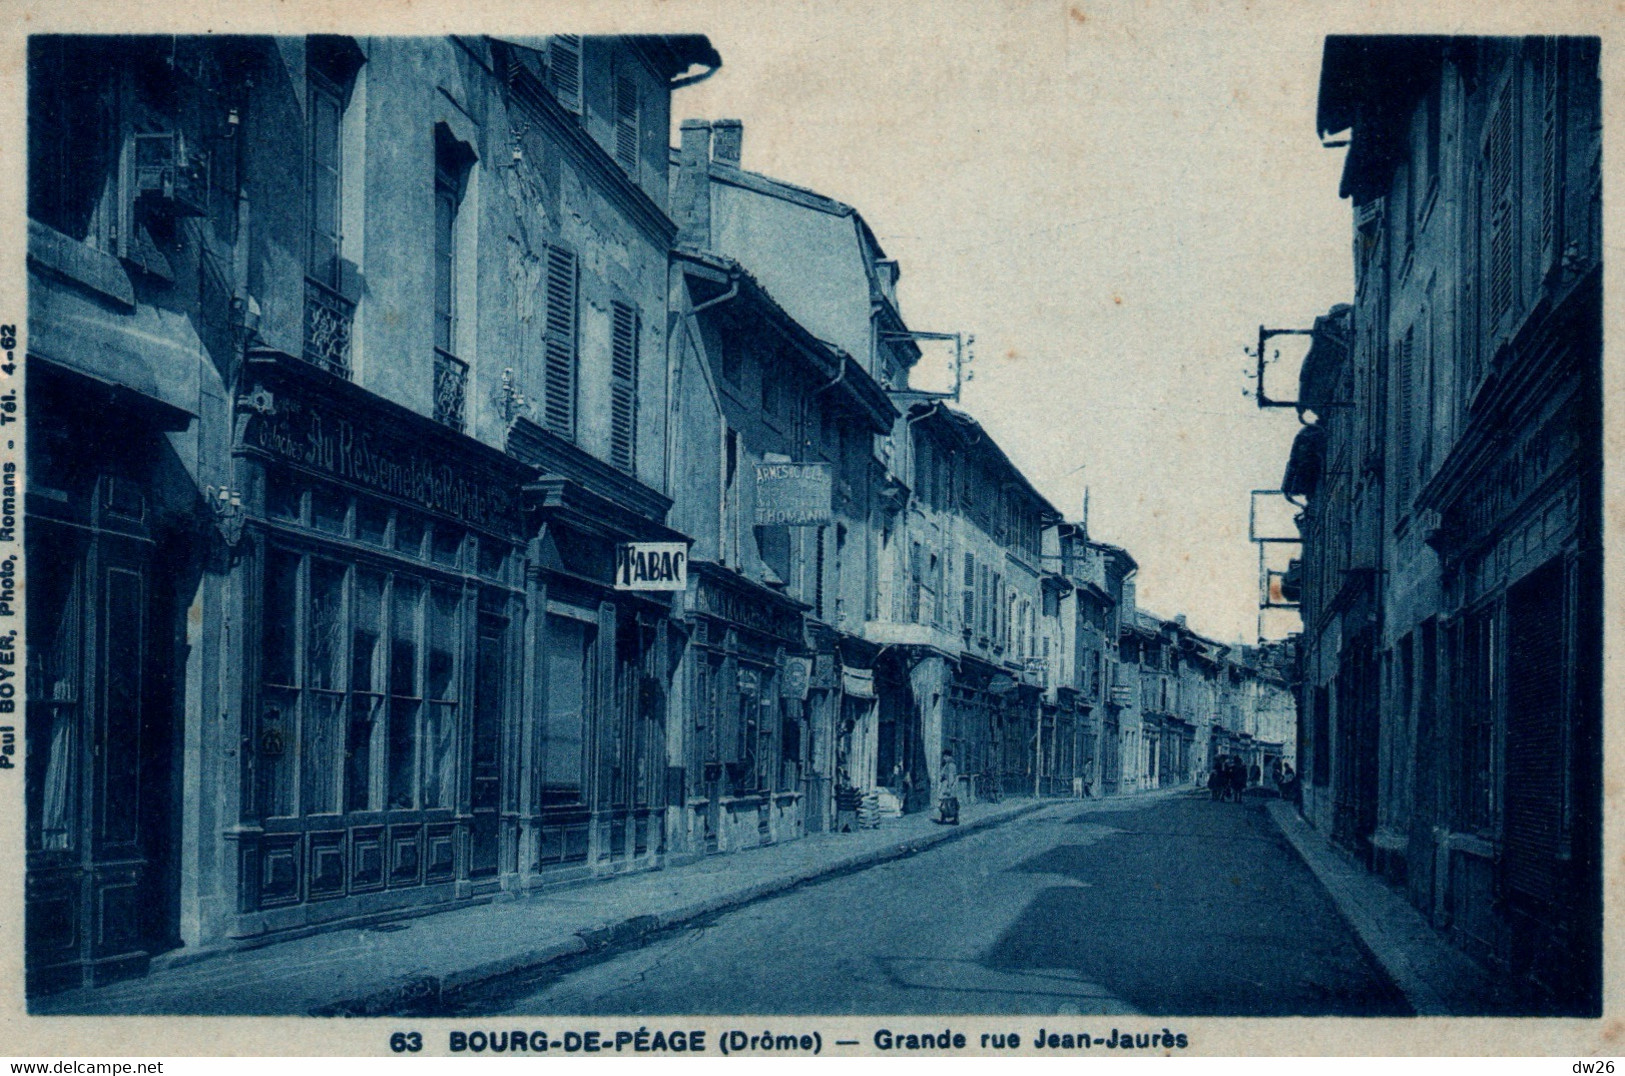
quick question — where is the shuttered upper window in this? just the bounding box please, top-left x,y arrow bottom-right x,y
1484,79 -> 1517,335
548,35 -> 582,114
609,300 -> 638,473
614,74 -> 639,179
543,245 -> 578,439
1396,326 -> 1415,506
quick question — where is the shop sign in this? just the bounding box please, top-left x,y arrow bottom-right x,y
614,541 -> 688,591
782,657 -> 812,700
245,397 -> 521,535
754,462 -> 832,526
811,653 -> 839,689
841,666 -> 875,699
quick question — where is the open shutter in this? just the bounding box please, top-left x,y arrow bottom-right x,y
548,35 -> 582,114
543,245 -> 578,439
609,301 -> 638,473
614,75 -> 639,177
1485,81 -> 1516,334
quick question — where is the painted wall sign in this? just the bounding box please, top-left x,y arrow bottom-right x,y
614,541 -> 689,591
755,462 -> 833,526
245,397 -> 521,535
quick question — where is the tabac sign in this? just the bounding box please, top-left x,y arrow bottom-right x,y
755,462 -> 833,526
614,542 -> 688,591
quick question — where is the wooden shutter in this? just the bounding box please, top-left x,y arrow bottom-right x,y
609,301 -> 638,473
1396,328 -> 1415,503
548,35 -> 582,114
1485,81 -> 1516,332
614,74 -> 639,177
543,245 -> 578,438
1539,42 -> 1563,277
1503,561 -> 1567,902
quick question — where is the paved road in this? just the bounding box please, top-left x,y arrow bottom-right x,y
483,793 -> 1409,1017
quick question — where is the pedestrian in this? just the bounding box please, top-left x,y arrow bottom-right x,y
935,749 -> 960,825
1081,757 -> 1094,799
1249,762 -> 1261,788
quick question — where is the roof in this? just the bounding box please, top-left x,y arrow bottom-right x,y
907,401 -> 1062,520
1318,35 -> 1448,201
703,159 -> 919,365
675,246 -> 898,434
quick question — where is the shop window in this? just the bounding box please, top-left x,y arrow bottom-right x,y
394,513 -> 426,558
430,525 -> 463,568
348,500 -> 386,547
26,539 -> 83,853
311,485 -> 349,536
477,540 -> 506,581
387,580 -> 423,809
347,569 -> 385,811
422,588 -> 461,809
541,615 -> 592,805
267,469 -> 303,524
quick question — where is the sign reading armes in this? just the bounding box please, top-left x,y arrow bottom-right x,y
615,541 -> 688,591
755,462 -> 833,526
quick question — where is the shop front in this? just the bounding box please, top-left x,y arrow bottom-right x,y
229,351 -> 533,939
26,361 -> 200,993
674,560 -> 810,857
508,418 -> 685,886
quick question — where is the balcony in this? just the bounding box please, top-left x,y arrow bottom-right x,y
303,277 -> 354,379
434,348 -> 468,432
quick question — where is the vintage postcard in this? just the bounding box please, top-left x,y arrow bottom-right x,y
0,0 -> 1618,1060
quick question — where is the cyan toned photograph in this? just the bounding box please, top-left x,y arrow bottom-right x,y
8,2 -> 1609,1050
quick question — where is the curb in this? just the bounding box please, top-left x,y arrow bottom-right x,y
317,799 -> 1054,1015
1263,799 -> 1512,1016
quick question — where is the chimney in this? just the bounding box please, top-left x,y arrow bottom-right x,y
674,119 -> 712,247
712,118 -> 743,167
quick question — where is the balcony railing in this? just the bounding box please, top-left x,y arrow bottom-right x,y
434,348 -> 468,432
303,276 -> 355,379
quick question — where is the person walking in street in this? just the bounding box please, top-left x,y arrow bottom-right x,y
1081,757 -> 1095,799
935,749 -> 960,825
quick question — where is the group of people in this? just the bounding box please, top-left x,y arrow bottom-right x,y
1205,754 -> 1299,804
1206,755 -> 1251,802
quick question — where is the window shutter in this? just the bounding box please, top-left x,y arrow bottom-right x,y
548,35 -> 582,114
614,75 -> 639,177
1396,328 -> 1415,504
543,245 -> 578,439
1485,82 -> 1516,333
609,301 -> 638,473
1539,43 -> 1563,277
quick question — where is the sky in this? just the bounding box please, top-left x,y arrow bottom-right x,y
670,0 -> 1353,643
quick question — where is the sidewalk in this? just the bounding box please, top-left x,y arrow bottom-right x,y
1265,799 -> 1522,1015
35,794 -> 1108,1017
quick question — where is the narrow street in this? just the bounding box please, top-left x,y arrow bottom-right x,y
482,794 -> 1409,1017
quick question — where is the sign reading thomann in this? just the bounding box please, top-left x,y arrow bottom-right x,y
754,462 -> 833,526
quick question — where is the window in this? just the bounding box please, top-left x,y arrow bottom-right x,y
257,549 -> 463,819
543,245 -> 578,438
609,301 -> 639,473
542,615 -> 593,804
613,72 -> 639,179
548,35 -> 582,114
962,551 -> 976,632
433,160 -> 458,355
1484,78 -> 1517,336
908,541 -> 923,624
307,72 -> 344,292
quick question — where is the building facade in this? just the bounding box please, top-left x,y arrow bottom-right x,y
24,32 -> 721,994
1284,35 -> 1602,1013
